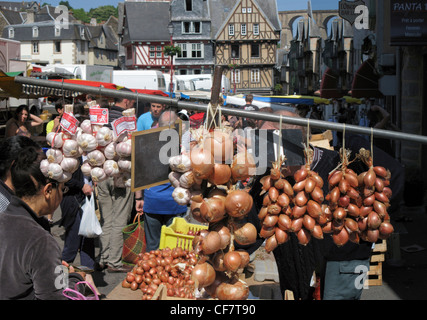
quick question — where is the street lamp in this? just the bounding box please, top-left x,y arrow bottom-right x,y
168,22 -> 174,97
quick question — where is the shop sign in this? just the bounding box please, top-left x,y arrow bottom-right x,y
390,0 -> 427,45
89,108 -> 109,125
60,112 -> 79,135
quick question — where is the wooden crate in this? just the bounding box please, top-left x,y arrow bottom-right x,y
367,240 -> 387,286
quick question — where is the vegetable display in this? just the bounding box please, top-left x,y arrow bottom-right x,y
41,105 -> 135,188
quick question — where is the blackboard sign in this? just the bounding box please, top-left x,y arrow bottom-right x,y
250,129 -> 305,175
131,121 -> 181,191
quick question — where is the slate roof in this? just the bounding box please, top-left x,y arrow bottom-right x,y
121,1 -> 171,44
0,8 -> 24,24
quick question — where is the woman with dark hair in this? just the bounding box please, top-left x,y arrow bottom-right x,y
0,146 -> 91,300
5,104 -> 43,138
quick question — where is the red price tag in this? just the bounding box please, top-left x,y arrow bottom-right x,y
60,112 -> 80,135
89,108 -> 109,125
112,116 -> 137,137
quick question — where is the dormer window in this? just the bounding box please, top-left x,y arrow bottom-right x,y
80,27 -> 85,39
8,27 -> 14,38
185,0 -> 192,11
55,26 -> 61,37
32,26 -> 38,38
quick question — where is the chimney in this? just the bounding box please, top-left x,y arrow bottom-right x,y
90,18 -> 97,26
26,12 -> 34,24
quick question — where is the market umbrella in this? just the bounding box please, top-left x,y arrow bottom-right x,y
351,58 -> 383,98
0,70 -> 25,98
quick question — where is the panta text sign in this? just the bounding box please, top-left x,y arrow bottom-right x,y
390,0 -> 427,45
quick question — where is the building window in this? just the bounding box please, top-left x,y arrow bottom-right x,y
177,43 -> 203,59
241,24 -> 247,36
185,0 -> 192,11
32,42 -> 39,54
55,26 -> 61,37
191,43 -> 202,58
182,21 -> 201,34
251,44 -> 260,58
32,27 -> 38,38
80,27 -> 85,39
247,7 -> 252,13
242,8 -> 246,13
253,23 -> 259,35
8,28 -> 14,38
231,44 -> 240,59
231,69 -> 240,83
126,46 -> 132,59
228,24 -> 234,36
54,41 -> 61,53
251,69 -> 260,83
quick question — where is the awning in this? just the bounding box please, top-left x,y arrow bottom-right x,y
0,70 -> 24,98
319,68 -> 344,99
255,95 -> 330,105
351,59 -> 383,98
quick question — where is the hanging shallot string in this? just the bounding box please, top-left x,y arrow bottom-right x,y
370,127 -> 374,164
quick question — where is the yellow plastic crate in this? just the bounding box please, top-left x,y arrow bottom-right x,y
159,217 -> 208,251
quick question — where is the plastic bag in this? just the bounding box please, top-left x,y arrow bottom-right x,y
78,193 -> 102,238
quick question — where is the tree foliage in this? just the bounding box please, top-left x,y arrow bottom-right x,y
41,2 -> 118,23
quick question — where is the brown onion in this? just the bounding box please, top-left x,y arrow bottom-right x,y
190,147 -> 214,179
215,279 -> 249,300
208,163 -> 232,185
259,225 -> 275,238
278,214 -> 292,231
211,223 -> 231,249
234,222 -> 257,246
224,251 -> 242,272
290,217 -> 303,233
263,214 -> 279,228
282,179 -> 294,197
212,251 -> 227,271
225,190 -> 253,218
303,214 -> 316,232
258,206 -> 268,221
201,231 -> 223,255
292,205 -> 307,218
367,211 -> 381,229
275,227 -> 289,244
366,229 -> 379,243
347,203 -> 360,218
379,222 -> 394,239
268,187 -> 279,202
191,262 -> 216,288
293,180 -> 306,193
304,177 -> 316,194
277,193 -> 291,208
333,207 -> 347,221
328,170 -> 343,186
363,168 -> 376,187
311,187 -> 324,203
200,197 -> 226,223
236,250 -> 250,269
294,191 -> 308,206
297,228 -> 311,245
190,200 -> 207,223
344,172 -> 359,188
344,218 -> 359,233
307,200 -> 322,218
231,152 -> 256,181
332,228 -> 349,247
267,203 -> 281,215
203,130 -> 234,164
310,172 -> 324,188
205,271 -> 228,298
311,224 -> 324,239
294,167 -> 309,182
265,234 -> 278,253
359,206 -> 373,218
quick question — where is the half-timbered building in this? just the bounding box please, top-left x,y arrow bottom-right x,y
211,0 -> 281,94
120,1 -> 172,71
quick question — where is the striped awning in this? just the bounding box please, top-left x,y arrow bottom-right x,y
22,83 -> 80,97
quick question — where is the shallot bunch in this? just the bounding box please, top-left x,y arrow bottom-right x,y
356,148 -> 394,243
121,247 -> 198,300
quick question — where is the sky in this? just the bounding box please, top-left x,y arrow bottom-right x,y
36,0 -> 339,13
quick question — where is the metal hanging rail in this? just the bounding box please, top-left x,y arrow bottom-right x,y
14,75 -> 427,145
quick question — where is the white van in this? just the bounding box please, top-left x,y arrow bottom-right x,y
113,70 -> 167,91
175,74 -> 231,93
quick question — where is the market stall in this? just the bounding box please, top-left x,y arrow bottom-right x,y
8,72 -> 427,301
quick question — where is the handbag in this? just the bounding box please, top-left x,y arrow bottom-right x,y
78,193 -> 102,238
62,281 -> 100,300
122,214 -> 146,265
